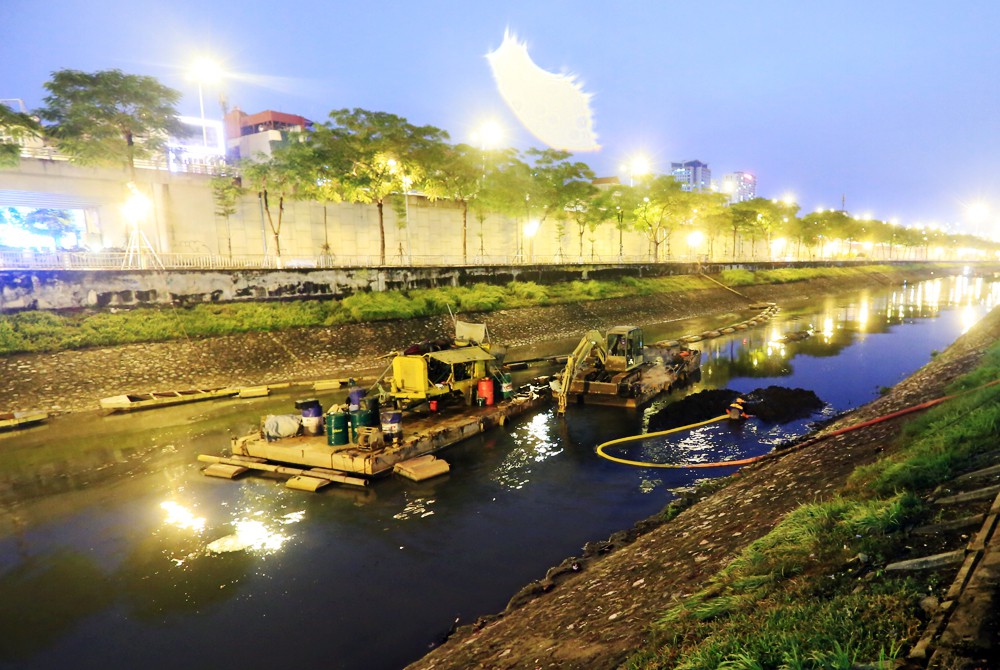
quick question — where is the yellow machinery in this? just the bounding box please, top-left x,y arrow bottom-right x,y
556,325 -> 699,413
557,326 -> 644,413
388,320 -> 499,408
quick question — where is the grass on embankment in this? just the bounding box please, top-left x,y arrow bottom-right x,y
0,264 -> 925,356
624,338 -> 1000,669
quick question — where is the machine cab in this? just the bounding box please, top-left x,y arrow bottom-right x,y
605,326 -> 643,372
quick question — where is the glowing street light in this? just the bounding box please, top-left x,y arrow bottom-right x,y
190,57 -> 224,146
472,120 -> 504,150
121,183 -> 162,269
523,218 -> 540,263
620,155 -> 650,186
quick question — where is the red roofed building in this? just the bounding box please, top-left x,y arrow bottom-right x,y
223,107 -> 313,160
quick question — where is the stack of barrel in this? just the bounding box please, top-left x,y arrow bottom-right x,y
324,382 -> 398,446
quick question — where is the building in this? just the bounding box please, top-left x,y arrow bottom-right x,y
670,160 -> 711,192
720,171 -> 757,203
223,108 -> 313,161
591,176 -> 621,191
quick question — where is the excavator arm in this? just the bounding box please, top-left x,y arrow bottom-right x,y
556,330 -> 606,414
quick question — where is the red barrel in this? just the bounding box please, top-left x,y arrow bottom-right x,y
477,378 -> 495,406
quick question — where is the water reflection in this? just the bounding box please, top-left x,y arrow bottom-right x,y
492,410 -> 564,490
699,276 -> 1000,391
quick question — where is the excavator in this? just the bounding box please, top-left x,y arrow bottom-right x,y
554,325 -> 700,413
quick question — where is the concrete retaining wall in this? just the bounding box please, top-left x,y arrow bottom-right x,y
0,260 -> 936,312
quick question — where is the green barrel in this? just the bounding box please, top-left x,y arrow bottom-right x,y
499,372 -> 514,399
326,411 -> 349,446
349,408 -> 376,442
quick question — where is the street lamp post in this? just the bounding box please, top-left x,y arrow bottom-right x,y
191,58 -> 223,148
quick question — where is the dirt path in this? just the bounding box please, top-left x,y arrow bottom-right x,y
405,295 -> 1000,669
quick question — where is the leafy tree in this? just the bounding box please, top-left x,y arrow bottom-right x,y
210,174 -> 244,257
633,176 -> 695,260
469,148 -> 523,258
522,148 -> 595,259
36,69 -> 188,181
0,103 -> 42,167
318,108 -> 449,264
689,192 -> 731,260
421,142 -> 483,263
240,140 -> 314,266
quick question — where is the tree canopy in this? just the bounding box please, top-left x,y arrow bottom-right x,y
35,69 -> 188,180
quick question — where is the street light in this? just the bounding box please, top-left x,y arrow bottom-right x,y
523,218 -> 540,263
472,120 -> 504,151
191,57 -> 223,147
620,155 -> 650,187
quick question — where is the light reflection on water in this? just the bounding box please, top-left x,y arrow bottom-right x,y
0,274 -> 997,670
493,409 -> 564,490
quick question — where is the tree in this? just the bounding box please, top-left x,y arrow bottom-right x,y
421,142 -> 483,264
210,175 -> 244,257
690,192 -> 731,260
522,148 -> 595,260
0,102 -> 42,167
241,139 -> 317,267
318,109 -> 449,264
36,69 -> 188,181
633,176 -> 694,260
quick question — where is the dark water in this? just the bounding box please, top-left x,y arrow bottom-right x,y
0,275 -> 996,669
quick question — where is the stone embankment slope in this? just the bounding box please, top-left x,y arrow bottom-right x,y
0,268 -> 908,416
406,285 -> 1000,669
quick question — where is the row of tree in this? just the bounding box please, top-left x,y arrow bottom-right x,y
3,69 -> 995,265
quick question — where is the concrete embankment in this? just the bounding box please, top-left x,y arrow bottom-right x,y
0,265 -> 942,416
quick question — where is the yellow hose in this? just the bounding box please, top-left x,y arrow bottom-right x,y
595,415 -> 732,468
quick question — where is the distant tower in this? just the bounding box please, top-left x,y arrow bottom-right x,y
670,160 -> 711,192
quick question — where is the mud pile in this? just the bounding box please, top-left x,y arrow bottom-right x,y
648,386 -> 824,432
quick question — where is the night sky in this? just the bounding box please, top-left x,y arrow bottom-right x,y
3,1 -> 998,234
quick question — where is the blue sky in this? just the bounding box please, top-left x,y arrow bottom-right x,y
3,1 -> 999,233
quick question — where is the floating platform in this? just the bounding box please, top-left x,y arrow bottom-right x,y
0,410 -> 48,431
100,387 -> 239,412
201,385 -> 551,489
394,455 -> 450,481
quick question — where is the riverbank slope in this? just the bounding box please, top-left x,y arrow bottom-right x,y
0,264 -> 941,415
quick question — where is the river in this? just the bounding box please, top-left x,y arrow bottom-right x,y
0,274 -> 997,669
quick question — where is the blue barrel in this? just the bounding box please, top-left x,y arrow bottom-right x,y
380,409 -> 402,441
348,386 -> 366,410
326,411 -> 349,446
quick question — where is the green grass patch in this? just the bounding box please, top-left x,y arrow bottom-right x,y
627,495 -> 922,669
849,340 -> 1000,495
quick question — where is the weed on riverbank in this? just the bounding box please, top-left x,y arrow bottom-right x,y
624,338 -> 1000,669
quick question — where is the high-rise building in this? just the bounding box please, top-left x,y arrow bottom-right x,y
720,172 -> 757,203
670,160 -> 711,192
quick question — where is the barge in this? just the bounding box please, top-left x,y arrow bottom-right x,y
200,381 -> 550,491
200,320 -> 550,491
